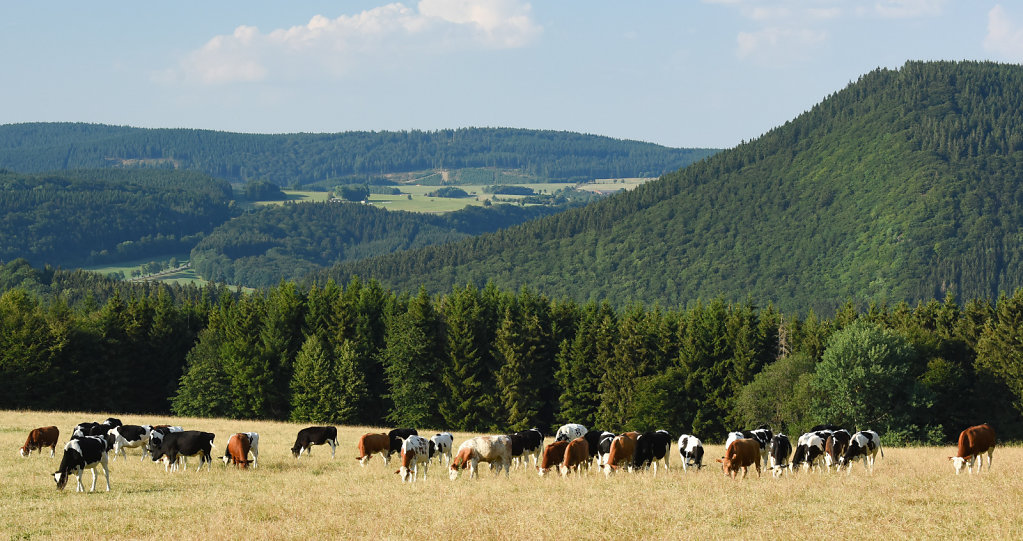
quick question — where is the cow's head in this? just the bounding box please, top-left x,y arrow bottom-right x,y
53,471 -> 69,490
19,445 -> 31,458
949,455 -> 970,474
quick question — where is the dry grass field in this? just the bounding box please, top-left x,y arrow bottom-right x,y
3,410 -> 1022,540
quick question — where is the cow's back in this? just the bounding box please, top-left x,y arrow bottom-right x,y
959,424 -> 996,457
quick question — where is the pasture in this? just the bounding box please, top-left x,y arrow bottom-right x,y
4,410 -> 1022,539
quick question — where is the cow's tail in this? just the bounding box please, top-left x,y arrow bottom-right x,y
878,440 -> 884,458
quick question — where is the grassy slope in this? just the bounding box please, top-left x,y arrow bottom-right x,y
3,409 -> 1021,538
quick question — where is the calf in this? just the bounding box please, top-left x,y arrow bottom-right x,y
839,430 -> 883,474
220,433 -> 253,468
150,430 -> 215,472
717,438 -> 761,479
791,433 -> 825,472
108,425 -> 151,461
356,433 -> 392,466
677,434 -> 704,472
396,435 -> 431,482
769,434 -> 792,477
603,431 -> 639,477
292,426 -> 338,459
823,429 -> 851,471
387,428 -> 418,458
430,432 -> 454,466
54,436 -> 110,492
560,437 -> 590,477
19,426 -> 59,458
538,440 -> 570,477
554,423 -> 587,442
634,430 -> 672,476
515,428 -> 544,468
949,423 -> 996,475
449,435 -> 512,480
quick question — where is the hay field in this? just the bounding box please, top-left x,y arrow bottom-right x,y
3,410 -> 1021,540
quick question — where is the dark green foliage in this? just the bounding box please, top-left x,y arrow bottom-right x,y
382,288 -> 445,428
338,185 -> 369,202
245,179 -> 285,201
484,185 -> 534,195
426,187 -> 470,198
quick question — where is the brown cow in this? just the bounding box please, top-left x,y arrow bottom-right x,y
355,433 -> 391,466
220,433 -> 253,468
560,437 -> 589,477
20,426 -> 59,458
717,438 -> 761,479
603,431 -> 640,477
949,424 -> 996,475
538,440 -> 569,477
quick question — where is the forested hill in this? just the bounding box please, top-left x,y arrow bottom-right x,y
0,124 -> 716,185
321,61 -> 1023,314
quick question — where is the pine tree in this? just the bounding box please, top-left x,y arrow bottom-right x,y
290,334 -> 335,423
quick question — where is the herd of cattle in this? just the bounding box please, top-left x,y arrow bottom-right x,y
17,417 -> 998,492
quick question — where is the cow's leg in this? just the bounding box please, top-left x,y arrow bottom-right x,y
102,461 -> 110,491
329,440 -> 336,459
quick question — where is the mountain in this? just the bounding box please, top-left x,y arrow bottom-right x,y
0,124 -> 717,185
319,61 -> 1023,314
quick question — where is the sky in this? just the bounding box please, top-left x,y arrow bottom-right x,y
2,1 -> 1022,149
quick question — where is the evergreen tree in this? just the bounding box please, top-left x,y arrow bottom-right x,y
290,334 -> 337,423
382,288 -> 444,428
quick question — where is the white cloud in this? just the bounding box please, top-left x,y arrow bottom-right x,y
158,0 -> 541,85
736,27 -> 828,66
984,5 -> 1023,60
872,0 -> 946,19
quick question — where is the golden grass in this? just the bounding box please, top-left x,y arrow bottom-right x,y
3,410 -> 1022,540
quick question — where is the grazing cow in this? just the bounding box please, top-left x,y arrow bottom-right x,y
239,432 -> 260,468
560,437 -> 590,477
396,435 -> 431,482
538,440 -> 570,477
593,432 -> 616,469
603,432 -> 640,477
355,433 -> 391,466
292,426 -> 338,459
677,435 -> 704,472
555,423 -> 587,442
791,433 -> 826,472
387,428 -> 419,457
19,426 -> 59,458
220,433 -> 253,468
769,434 -> 792,477
429,432 -> 454,466
634,430 -> 672,476
515,429 -> 544,468
149,431 -> 215,472
145,425 -> 183,462
726,426 -> 773,469
505,433 -> 526,469
54,436 -> 110,492
949,423 -> 996,475
108,425 -> 151,461
839,430 -> 883,474
717,438 -> 761,479
449,435 -> 512,480
823,429 -> 852,471
72,418 -> 121,439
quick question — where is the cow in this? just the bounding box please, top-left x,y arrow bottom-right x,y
560,437 -> 589,477
634,430 -> 672,476
505,433 -> 526,469
220,433 -> 253,468
149,431 -> 215,472
582,430 -> 612,469
449,435 -> 512,480
387,428 -> 419,458
717,438 -> 761,479
72,418 -> 121,439
19,426 -> 59,458
515,428 -> 544,468
603,431 -> 640,477
108,425 -> 151,461
239,431 -> 260,468
677,434 -> 704,472
823,429 -> 852,471
145,425 -> 183,462
292,426 -> 338,459
396,435 -> 431,482
949,423 -> 996,475
555,423 -> 587,442
428,432 -> 454,466
594,432 -> 616,470
839,430 -> 883,474
790,433 -> 826,472
54,436 -> 110,492
769,434 -> 792,477
725,426 -> 773,469
356,433 -> 392,466
538,440 -> 570,477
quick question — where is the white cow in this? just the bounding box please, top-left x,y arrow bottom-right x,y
397,435 -> 431,482
449,435 -> 512,480
108,425 -> 151,461
430,432 -> 454,467
839,430 -> 883,474
677,434 -> 704,472
554,423 -> 587,442
791,433 -> 826,472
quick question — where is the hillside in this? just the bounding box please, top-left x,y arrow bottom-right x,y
321,61 -> 1023,314
0,124 -> 717,185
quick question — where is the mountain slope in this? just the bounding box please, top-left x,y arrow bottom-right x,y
320,61 -> 1023,313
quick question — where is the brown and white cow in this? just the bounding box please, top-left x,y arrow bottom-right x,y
949,423 -> 996,475
717,438 -> 761,479
396,435 -> 431,482
220,433 -> 253,468
538,440 -> 569,477
355,433 -> 391,466
449,435 -> 512,480
603,431 -> 639,477
19,426 -> 59,458
560,437 -> 589,477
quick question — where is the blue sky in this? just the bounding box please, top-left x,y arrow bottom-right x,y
2,1 -> 1021,149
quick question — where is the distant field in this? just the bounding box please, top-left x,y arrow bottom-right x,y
577,177 -> 655,192
4,409 -> 1021,538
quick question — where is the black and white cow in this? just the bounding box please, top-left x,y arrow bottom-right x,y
634,430 -> 672,475
293,426 -> 339,459
823,429 -> 852,471
386,428 -> 418,458
54,436 -> 110,492
108,425 -> 151,461
72,418 -> 122,439
791,432 -> 825,472
582,430 -> 612,469
149,431 -> 215,472
430,432 -> 454,466
145,426 -> 183,461
677,434 -> 704,472
725,426 -> 773,469
769,433 -> 792,477
839,430 -> 884,473
595,432 -> 616,469
516,428 -> 544,468
554,423 -> 587,442
505,432 -> 526,469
